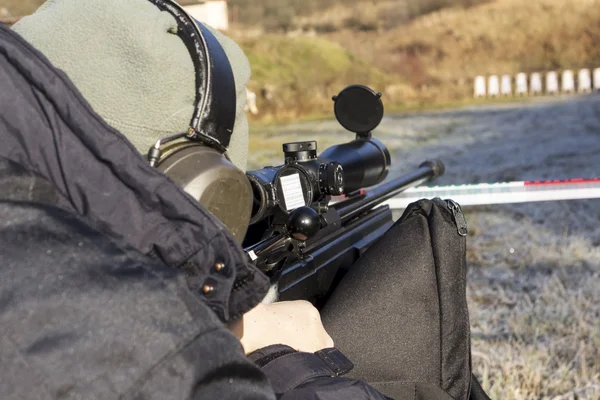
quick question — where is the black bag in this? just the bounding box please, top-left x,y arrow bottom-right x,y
321,198 -> 492,400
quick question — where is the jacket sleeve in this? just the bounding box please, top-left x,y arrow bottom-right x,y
0,196 -> 277,400
248,346 -> 392,400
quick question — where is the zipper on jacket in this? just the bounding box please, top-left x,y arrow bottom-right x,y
446,199 -> 468,237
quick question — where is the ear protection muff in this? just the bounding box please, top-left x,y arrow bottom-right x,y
145,0 -> 253,243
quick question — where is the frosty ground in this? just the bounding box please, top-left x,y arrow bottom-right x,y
248,94 -> 600,400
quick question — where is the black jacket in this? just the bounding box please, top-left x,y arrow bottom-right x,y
0,23 -> 391,399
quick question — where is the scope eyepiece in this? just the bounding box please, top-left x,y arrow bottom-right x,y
319,162 -> 344,196
246,137 -> 390,225
283,141 -> 345,197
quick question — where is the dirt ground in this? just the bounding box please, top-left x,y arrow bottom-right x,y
249,94 -> 600,399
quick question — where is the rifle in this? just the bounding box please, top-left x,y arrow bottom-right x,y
242,85 -> 445,305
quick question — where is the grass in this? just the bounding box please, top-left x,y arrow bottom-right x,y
323,0 -> 600,103
464,206 -> 600,399
230,32 -> 407,124
235,0 -> 600,124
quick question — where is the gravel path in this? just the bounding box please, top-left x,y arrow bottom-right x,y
249,94 -> 600,399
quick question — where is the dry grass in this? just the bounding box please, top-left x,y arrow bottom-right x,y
324,0 -> 600,102
292,0 -> 492,33
465,206 -> 600,399
235,0 -> 600,123
229,32 -> 407,124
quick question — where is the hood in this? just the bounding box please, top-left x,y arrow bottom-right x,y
11,0 -> 251,170
0,23 -> 269,322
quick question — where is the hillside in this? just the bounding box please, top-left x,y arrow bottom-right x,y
321,0 -> 600,102
236,0 -> 600,121
238,0 -> 600,121
228,0 -> 490,32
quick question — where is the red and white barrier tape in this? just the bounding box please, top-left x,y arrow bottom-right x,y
384,178 -> 600,209
334,178 -> 600,209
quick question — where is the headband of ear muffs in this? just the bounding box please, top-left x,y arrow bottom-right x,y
146,0 -> 254,243
11,0 -> 253,241
147,0 -> 237,153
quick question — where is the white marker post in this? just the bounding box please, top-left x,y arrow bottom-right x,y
562,70 -> 575,93
530,72 -> 543,96
244,88 -> 259,115
474,76 -> 486,98
546,71 -> 559,95
516,73 -> 528,96
501,74 -> 512,96
594,67 -> 600,91
487,75 -> 500,97
578,68 -> 592,93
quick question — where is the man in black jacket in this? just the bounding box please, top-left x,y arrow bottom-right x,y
0,1 -> 493,399
0,1 -> 393,398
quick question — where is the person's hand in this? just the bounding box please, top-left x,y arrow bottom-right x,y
228,300 -> 334,355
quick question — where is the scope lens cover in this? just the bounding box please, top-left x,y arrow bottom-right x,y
333,85 -> 384,134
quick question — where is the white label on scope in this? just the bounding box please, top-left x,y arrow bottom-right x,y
280,173 -> 305,211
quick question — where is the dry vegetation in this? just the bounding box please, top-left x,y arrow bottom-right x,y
6,0 -> 600,120
233,0 -> 600,122
291,0 -> 491,34
322,0 -> 600,103
466,207 -> 600,399
229,32 -> 404,124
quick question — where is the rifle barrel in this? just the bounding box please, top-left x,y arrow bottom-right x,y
334,160 -> 444,224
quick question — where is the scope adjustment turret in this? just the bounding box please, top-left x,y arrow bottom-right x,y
283,141 -> 317,163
